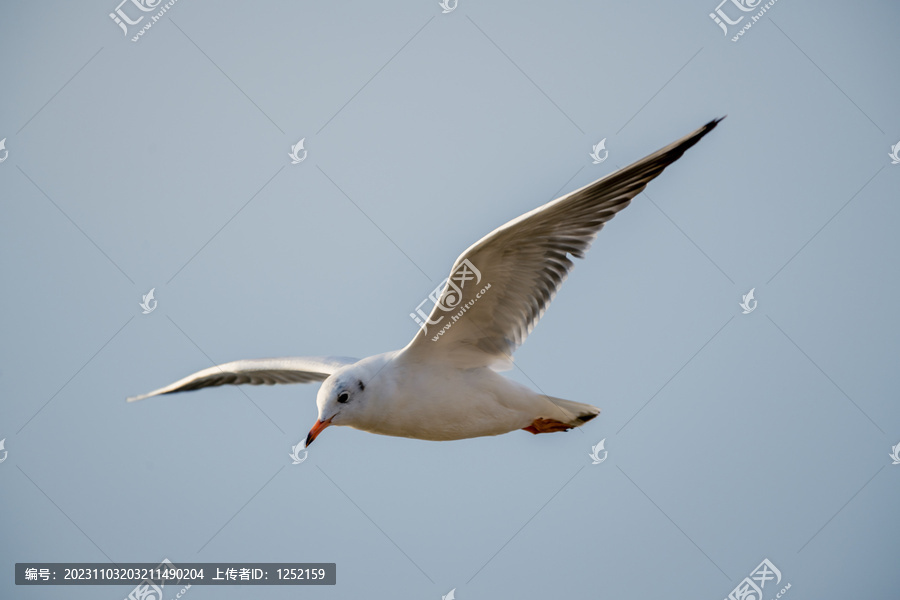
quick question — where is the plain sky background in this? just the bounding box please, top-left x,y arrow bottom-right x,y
1,0 -> 898,598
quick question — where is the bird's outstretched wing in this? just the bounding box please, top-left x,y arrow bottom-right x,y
127,356 -> 358,402
404,118 -> 722,369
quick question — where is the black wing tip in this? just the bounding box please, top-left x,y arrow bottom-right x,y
669,116 -> 725,156
705,115 -> 726,131
700,116 -> 725,134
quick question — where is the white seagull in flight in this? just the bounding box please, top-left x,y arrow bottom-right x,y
129,119 -> 722,446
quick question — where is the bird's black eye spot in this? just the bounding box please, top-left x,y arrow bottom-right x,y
337,391 -> 350,403
358,380 -> 365,391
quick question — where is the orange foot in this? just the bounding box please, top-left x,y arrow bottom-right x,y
522,417 -> 573,435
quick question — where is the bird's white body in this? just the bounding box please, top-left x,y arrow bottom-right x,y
324,350 -> 578,441
128,119 -> 721,446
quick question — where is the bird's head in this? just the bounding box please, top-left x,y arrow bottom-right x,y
306,368 -> 369,447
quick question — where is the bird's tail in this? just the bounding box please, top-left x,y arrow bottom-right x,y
541,396 -> 600,428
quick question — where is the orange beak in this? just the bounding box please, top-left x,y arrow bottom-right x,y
305,417 -> 332,447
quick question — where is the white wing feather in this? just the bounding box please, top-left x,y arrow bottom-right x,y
404,119 -> 722,369
127,356 -> 357,402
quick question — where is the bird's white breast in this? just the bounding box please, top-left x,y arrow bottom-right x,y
347,359 -> 543,441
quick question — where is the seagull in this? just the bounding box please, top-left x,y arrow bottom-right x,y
128,119 -> 722,446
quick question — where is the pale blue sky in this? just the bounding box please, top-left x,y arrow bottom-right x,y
1,1 -> 898,599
